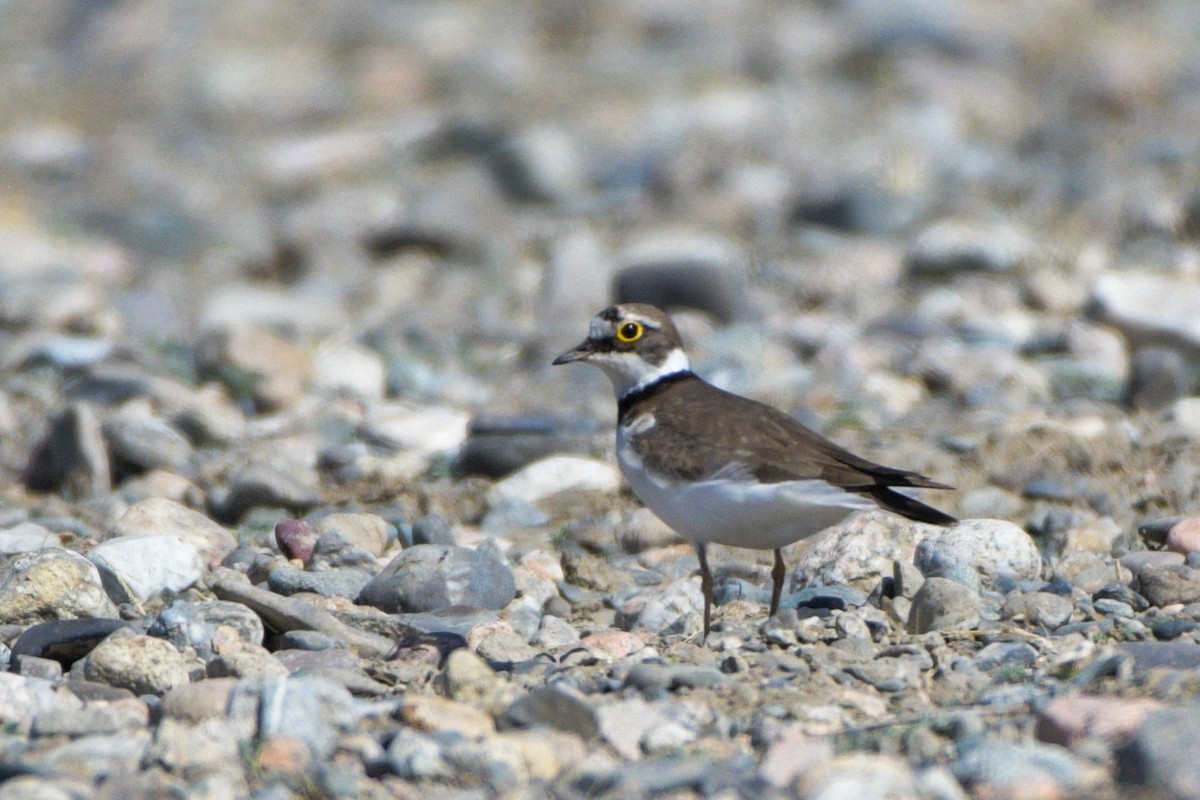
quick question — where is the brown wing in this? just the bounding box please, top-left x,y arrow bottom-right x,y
629,376 -> 955,525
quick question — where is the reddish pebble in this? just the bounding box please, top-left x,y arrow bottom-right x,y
579,630 -> 646,661
1166,518 -> 1200,555
274,518 -> 318,564
1035,694 -> 1163,748
256,736 -> 312,775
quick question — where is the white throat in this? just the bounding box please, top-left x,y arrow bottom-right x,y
597,347 -> 690,401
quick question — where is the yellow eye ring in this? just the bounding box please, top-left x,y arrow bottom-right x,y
616,321 -> 643,343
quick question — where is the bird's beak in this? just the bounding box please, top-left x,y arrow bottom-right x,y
552,340 -> 594,365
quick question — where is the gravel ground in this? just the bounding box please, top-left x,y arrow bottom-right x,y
3,2 -> 1200,799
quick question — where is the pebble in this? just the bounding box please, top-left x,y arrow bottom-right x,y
87,534 -> 205,604
907,578 -> 983,634
1036,694 -> 1164,748
499,685 -> 599,739
0,521 -> 65,555
1138,564 -> 1200,607
357,543 -> 515,613
1166,517 -> 1200,555
1117,703 -> 1200,799
795,510 -> 942,592
1001,591 -> 1074,630
486,455 -> 620,507
111,498 -> 237,565
914,519 -> 1042,588
0,549 -> 118,623
81,633 -> 190,696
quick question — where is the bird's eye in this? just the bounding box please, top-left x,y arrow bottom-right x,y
616,321 -> 643,343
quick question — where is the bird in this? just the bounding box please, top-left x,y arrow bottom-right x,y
552,303 -> 955,640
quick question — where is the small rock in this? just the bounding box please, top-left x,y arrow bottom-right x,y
1088,273 -> 1200,354
908,578 -> 982,634
532,614 -> 580,649
267,564 -> 373,599
274,518 -> 319,564
613,231 -> 749,323
399,695 -> 495,738
196,325 -> 311,411
83,633 -> 189,696
102,401 -> 192,473
1128,348 -> 1187,411
111,498 -> 237,565
915,519 -> 1042,588
499,685 -> 599,739
952,741 -> 1086,791
386,728 -> 452,781
311,337 -> 386,400
358,543 -> 516,612
11,618 -> 129,667
1139,564 -> 1200,607
905,220 -> 1034,275
795,510 -> 944,592
1166,518 -> 1200,555
1001,592 -> 1073,630
222,458 -> 322,519
411,514 -> 455,545
0,549 -> 118,623
0,522 -> 66,555
1117,703 -> 1200,798
88,534 -> 204,604
797,754 -> 919,799
1037,694 -> 1164,748
23,403 -> 110,496
475,628 -> 539,664
486,455 -> 619,507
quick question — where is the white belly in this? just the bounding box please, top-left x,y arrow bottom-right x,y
617,427 -> 875,550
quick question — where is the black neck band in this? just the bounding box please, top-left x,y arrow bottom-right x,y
617,370 -> 695,419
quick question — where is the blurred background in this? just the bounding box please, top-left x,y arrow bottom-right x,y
2,0 -> 1200,516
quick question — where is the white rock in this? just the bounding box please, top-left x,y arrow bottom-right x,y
794,510 -> 944,592
1089,273 -> 1200,351
312,337 -> 387,400
362,403 -> 470,457
532,615 -> 580,650
111,498 -> 236,566
0,522 -> 65,555
89,534 -> 204,603
0,673 -> 84,734
487,456 -> 620,506
915,518 -> 1042,586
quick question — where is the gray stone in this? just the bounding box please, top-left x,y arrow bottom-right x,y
102,401 -> 192,472
386,728 -> 451,781
906,220 -> 1035,275
88,534 -> 204,604
915,519 -> 1042,588
21,730 -> 152,781
11,618 -> 130,667
908,578 -> 982,634
613,231 -> 750,323
0,549 -> 117,624
973,642 -> 1038,670
795,510 -> 942,592
0,672 -> 84,734
267,564 -> 374,599
222,458 -> 322,519
1001,592 -> 1073,630
1129,347 -> 1188,411
845,658 -> 923,692
411,514 -> 456,545
1139,564 -> 1200,606
499,685 -> 599,739
1118,703 -> 1200,799
0,522 -> 66,555
357,543 -> 516,613
953,741 -> 1083,789
23,403 -> 110,496
207,568 -> 394,657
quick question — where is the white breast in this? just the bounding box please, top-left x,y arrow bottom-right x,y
616,421 -> 875,550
